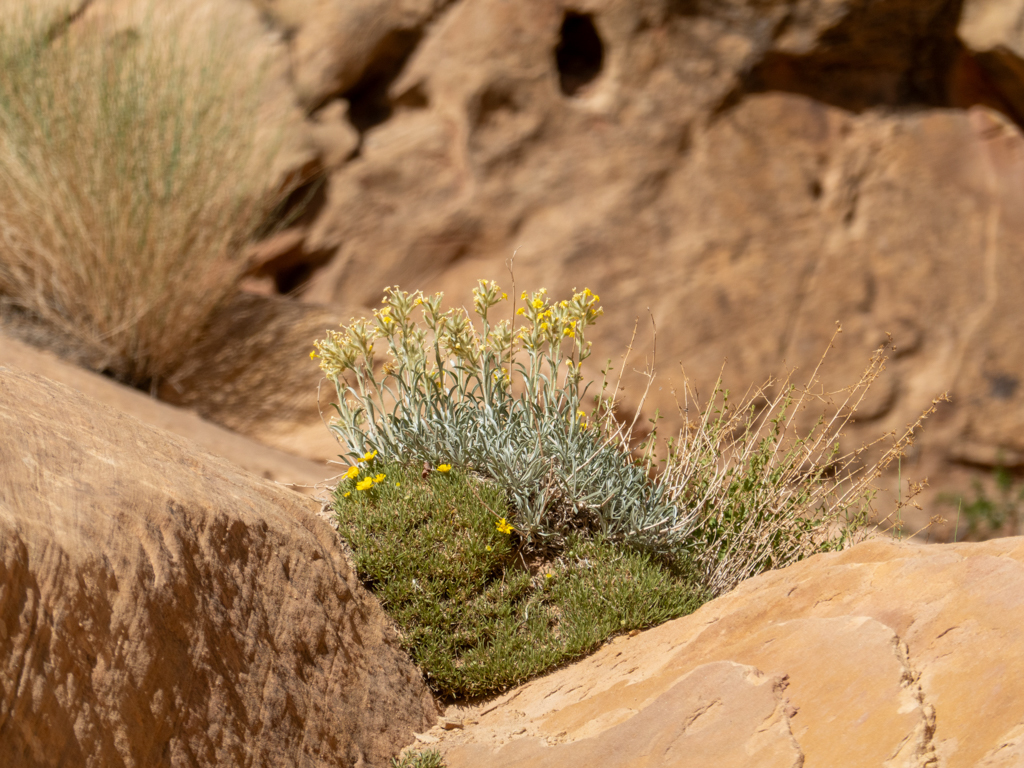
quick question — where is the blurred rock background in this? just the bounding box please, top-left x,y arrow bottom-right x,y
6,0 -> 1024,541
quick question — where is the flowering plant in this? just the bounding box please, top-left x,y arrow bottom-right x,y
314,281 -> 686,554
335,451 -> 389,499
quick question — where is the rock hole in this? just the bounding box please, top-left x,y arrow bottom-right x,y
343,28 -> 424,134
555,12 -> 604,97
274,260 -> 319,296
809,179 -> 823,199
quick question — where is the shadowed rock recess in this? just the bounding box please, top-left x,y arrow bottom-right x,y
0,367 -> 439,767
427,537 -> 1024,767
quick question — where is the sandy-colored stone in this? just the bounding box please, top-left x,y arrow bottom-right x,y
249,0 -> 1024,537
156,292 -> 352,465
448,662 -> 803,768
960,0 -> 1024,121
429,537 -> 1024,767
0,367 -> 439,766
0,332 -> 334,491
15,0 -> 1024,539
253,0 -> 452,109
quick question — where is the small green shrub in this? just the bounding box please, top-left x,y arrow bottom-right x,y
334,461 -> 704,699
0,6 -> 281,385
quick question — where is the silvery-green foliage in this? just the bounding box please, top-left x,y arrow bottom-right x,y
314,282 -> 694,555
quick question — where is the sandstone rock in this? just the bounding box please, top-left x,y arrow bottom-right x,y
0,332 -> 334,491
252,0 -> 452,110
0,367 -> 438,766
158,292 -> 351,465
271,0 -> 1024,538
429,536 -> 1024,767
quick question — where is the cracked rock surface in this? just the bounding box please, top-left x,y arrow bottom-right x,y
429,537 -> 1024,768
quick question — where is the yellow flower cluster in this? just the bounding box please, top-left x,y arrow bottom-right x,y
496,517 -> 514,535
514,286 -> 602,357
338,449 -> 390,497
314,280 -> 606,470
313,282 -> 603,386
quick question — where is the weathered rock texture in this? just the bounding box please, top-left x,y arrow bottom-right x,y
427,536 -> 1024,767
0,367 -> 439,767
280,0 -> 1024,503
274,0 -> 1024,532
0,333 -> 334,492
15,0 -> 1024,536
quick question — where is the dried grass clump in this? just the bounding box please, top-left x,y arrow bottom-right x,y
661,328 -> 944,596
0,6 -> 280,385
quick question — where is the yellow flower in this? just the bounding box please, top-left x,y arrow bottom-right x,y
496,517 -> 514,534
396,482 -> 401,487
437,464 -> 452,473
545,573 -> 553,579
520,291 -> 527,300
516,307 -> 525,315
356,478 -> 374,491
343,491 -> 351,498
532,298 -> 544,309
564,328 -> 574,337
540,322 -> 548,331
309,350 -> 316,360
502,293 -> 508,300
374,473 -> 386,483
485,545 -> 492,552
357,450 -> 378,463
577,409 -> 586,419
344,466 -> 359,480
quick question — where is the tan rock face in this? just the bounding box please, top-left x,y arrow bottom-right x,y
158,292 -> 351,464
218,0 -> 1024,534
0,367 -> 438,767
253,0 -> 453,110
429,537 -> 1024,767
17,0 -> 1024,536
